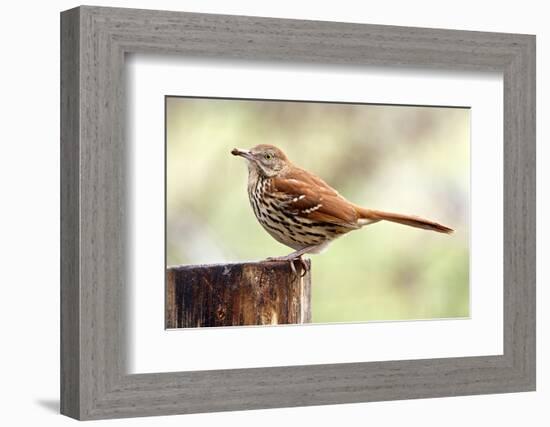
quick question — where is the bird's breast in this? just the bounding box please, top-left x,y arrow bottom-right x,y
246,176 -> 351,250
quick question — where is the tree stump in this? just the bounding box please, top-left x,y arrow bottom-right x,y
166,260 -> 311,328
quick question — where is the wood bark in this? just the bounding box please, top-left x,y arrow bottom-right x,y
166,260 -> 311,328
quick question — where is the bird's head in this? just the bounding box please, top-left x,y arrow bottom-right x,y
231,144 -> 290,177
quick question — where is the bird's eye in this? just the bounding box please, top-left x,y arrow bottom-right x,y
264,153 -> 273,160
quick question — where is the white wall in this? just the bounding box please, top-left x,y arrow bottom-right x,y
0,1 -> 546,425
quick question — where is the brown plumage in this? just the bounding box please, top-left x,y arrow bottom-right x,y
232,144 -> 452,264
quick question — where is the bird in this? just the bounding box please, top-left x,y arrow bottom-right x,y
231,144 -> 452,272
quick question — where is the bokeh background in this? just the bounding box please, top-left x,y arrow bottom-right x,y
166,97 -> 470,323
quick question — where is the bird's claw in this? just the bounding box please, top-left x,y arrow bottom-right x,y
299,257 -> 310,277
289,259 -> 297,275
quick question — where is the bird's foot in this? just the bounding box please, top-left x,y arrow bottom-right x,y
264,254 -> 309,277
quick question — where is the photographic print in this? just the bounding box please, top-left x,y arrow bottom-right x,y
165,96 -> 469,329
60,8 -> 535,418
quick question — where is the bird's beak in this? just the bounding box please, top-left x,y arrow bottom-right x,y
231,148 -> 254,161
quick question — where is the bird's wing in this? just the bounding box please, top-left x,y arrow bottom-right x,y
271,170 -> 359,228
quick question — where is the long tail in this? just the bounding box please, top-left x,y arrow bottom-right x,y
355,206 -> 453,234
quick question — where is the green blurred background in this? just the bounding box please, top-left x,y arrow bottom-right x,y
166,97 -> 470,323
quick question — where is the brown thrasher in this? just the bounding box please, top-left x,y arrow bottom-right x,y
232,144 -> 452,270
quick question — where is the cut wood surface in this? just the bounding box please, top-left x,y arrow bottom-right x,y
166,260 -> 311,328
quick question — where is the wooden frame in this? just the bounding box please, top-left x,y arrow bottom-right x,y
61,5 -> 536,420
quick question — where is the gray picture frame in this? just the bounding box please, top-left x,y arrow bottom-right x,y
60,5 -> 536,420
